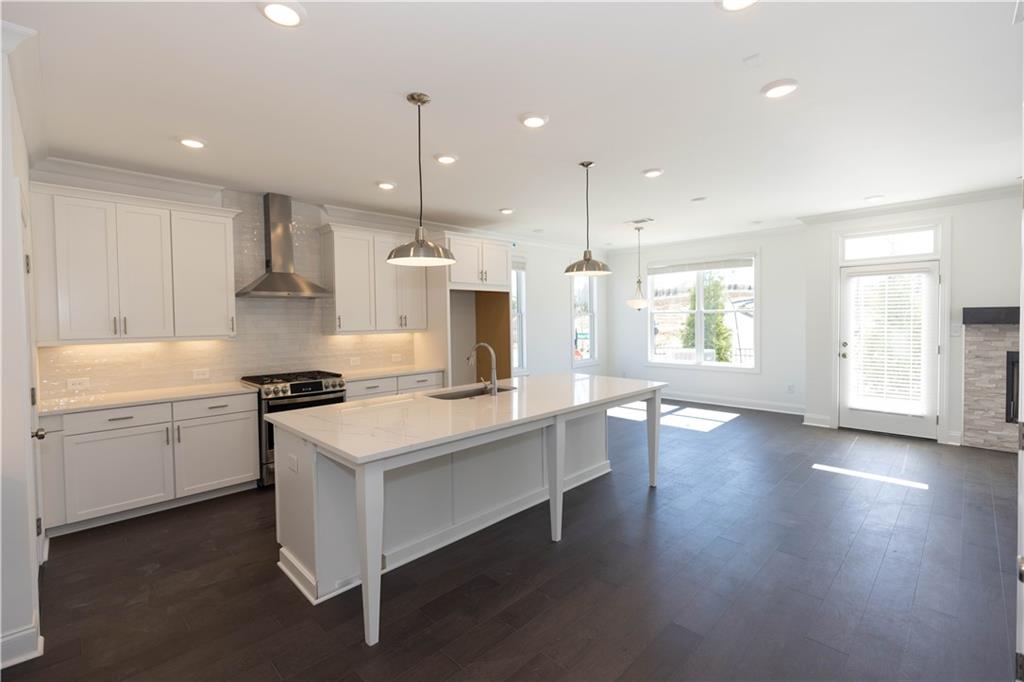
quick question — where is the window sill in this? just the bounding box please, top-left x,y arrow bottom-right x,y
572,359 -> 601,369
645,361 -> 759,375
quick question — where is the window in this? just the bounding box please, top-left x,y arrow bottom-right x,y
510,262 -> 526,373
843,228 -> 936,262
648,257 -> 755,368
572,277 -> 597,366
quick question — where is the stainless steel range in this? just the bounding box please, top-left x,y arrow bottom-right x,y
240,370 -> 346,486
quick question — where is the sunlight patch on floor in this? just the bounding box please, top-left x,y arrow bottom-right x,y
811,463 -> 929,490
606,403 -> 740,432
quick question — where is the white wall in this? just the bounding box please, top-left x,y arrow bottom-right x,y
2,40 -> 45,667
803,192 -> 1022,442
605,228 -> 807,414
509,240 -> 610,378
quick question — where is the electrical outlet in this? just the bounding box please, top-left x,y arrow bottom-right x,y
67,377 -> 90,390
349,357 -> 361,367
193,368 -> 210,380
391,354 -> 402,362
786,384 -> 796,395
287,454 -> 298,473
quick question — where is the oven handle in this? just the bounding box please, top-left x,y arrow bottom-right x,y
267,390 -> 346,407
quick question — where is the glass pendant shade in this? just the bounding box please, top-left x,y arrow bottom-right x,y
626,278 -> 648,310
565,161 -> 612,277
387,92 -> 457,267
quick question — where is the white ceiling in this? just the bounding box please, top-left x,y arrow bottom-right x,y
5,1 -> 1022,247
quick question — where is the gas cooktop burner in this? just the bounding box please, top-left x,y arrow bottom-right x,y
240,370 -> 345,398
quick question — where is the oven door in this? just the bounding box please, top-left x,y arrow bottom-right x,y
261,390 -> 346,486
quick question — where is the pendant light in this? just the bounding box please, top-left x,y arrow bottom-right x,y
564,162 -> 611,276
386,92 -> 457,267
625,226 -> 649,310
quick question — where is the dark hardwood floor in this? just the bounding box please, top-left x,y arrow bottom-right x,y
8,401 -> 1017,681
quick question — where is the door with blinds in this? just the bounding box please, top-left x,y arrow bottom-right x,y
839,261 -> 939,439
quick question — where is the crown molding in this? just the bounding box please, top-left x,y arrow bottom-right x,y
29,181 -> 240,218
30,157 -> 225,206
2,22 -> 36,55
799,185 -> 1022,225
603,221 -> 809,255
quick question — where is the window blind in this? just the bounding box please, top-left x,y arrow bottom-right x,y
648,257 -> 753,276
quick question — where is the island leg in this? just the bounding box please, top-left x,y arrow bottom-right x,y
355,462 -> 385,645
647,391 -> 661,487
546,417 -> 566,542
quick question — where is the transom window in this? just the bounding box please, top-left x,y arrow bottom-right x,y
647,257 -> 755,368
842,227 -> 937,262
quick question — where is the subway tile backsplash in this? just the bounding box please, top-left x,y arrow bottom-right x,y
37,189 -> 417,400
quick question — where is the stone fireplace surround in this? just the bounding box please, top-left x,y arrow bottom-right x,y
962,306 -> 1019,452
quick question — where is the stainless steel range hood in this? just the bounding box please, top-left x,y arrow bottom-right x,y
236,193 -> 331,298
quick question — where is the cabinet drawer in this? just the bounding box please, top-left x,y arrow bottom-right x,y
64,402 -> 172,435
173,392 -> 257,421
346,377 -> 398,400
397,372 -> 443,392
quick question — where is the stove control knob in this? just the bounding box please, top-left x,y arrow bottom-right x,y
281,386 -> 289,395
262,387 -> 271,397
272,386 -> 281,396
328,381 -> 336,389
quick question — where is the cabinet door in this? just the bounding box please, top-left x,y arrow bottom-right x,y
171,211 -> 236,337
64,423 -> 174,522
116,205 -> 174,338
325,228 -> 375,332
397,264 -> 427,329
174,412 -> 258,497
53,196 -> 120,340
373,235 -> 402,331
447,236 -> 482,285
481,242 -> 510,287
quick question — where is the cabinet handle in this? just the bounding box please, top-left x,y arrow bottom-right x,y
337,315 -> 342,330
113,316 -> 119,335
165,427 -> 170,445
230,316 -> 235,333
484,270 -> 488,282
207,404 -> 229,410
416,379 -> 429,384
365,385 -> 380,390
123,316 -> 128,335
479,270 -> 484,281
177,425 -> 182,443
108,416 -> 134,422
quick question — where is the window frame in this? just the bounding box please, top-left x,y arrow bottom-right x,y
645,252 -> 759,373
839,224 -> 940,267
570,276 -> 599,368
510,260 -> 528,376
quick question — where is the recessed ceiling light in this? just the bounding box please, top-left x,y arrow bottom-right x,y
751,220 -> 763,225
499,208 -> 515,215
864,194 -> 886,203
376,181 -> 397,191
179,138 -> 205,149
760,78 -> 799,99
519,114 -> 549,129
720,0 -> 759,10
434,154 -> 457,165
642,168 -> 664,179
262,3 -> 305,27
691,196 -> 707,202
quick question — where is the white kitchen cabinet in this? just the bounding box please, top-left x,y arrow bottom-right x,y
39,426 -> 66,529
115,204 -> 174,338
397,263 -> 427,329
171,211 -> 236,337
320,225 -> 376,333
446,234 -> 511,289
64,422 -> 175,522
53,195 -> 120,340
373,234 -> 427,331
174,411 -> 258,497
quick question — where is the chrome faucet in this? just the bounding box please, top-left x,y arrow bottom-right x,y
467,342 -> 498,396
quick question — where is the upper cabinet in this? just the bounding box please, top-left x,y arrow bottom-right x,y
446,234 -> 511,290
171,211 -> 235,337
320,224 -> 427,334
32,185 -> 240,344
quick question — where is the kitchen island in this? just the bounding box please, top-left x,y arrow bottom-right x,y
267,373 -> 665,645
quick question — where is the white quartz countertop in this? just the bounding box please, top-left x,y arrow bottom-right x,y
266,373 -> 666,466
38,382 -> 256,416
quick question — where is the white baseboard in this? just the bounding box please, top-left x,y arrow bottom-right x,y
802,413 -> 835,429
1,617 -> 44,669
47,481 -> 257,537
938,430 -> 962,446
662,390 -> 804,416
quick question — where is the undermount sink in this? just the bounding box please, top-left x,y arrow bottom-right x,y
427,386 -> 516,400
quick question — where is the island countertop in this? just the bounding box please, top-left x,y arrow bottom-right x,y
266,373 -> 666,466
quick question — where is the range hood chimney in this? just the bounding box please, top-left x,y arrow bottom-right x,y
236,193 -> 331,298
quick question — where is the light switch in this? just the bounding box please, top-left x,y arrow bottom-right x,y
287,454 -> 298,473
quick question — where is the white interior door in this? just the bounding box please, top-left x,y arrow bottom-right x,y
1015,210 -> 1023,681
838,261 -> 939,439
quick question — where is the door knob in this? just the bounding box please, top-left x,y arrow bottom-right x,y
840,352 -> 848,359
31,427 -> 46,440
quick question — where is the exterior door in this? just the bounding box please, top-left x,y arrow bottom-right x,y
115,204 -> 174,338
839,261 -> 939,438
171,211 -> 235,337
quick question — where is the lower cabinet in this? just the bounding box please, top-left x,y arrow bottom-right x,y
64,422 -> 175,522
174,411 -> 258,497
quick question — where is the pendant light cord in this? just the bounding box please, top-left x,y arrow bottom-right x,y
636,228 -> 642,282
417,103 -> 424,228
585,164 -> 590,251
